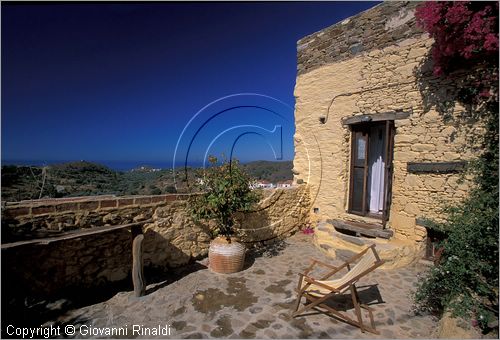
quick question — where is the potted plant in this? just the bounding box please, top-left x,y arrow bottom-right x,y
188,156 -> 260,273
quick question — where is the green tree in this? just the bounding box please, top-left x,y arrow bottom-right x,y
188,156 -> 260,240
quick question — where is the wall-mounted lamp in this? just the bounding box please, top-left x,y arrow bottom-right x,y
360,115 -> 372,122
319,116 -> 326,124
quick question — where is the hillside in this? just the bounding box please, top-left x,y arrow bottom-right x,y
242,160 -> 293,183
1,160 -> 293,202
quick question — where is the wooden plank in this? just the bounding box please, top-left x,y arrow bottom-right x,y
362,131 -> 369,215
348,130 -> 355,212
330,219 -> 393,239
1,219 -> 153,249
382,121 -> 395,227
342,111 -> 411,126
132,234 -> 146,297
407,161 -> 466,174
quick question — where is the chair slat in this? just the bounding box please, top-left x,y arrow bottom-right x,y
292,244 -> 385,335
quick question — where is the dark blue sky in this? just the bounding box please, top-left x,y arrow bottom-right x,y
2,1 -> 377,165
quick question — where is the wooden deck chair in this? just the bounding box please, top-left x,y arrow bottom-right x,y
291,244 -> 385,334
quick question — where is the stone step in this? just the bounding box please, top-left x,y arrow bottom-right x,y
328,219 -> 393,239
314,221 -> 422,269
317,221 -> 372,247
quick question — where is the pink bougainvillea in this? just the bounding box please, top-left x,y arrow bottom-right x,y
302,226 -> 314,235
415,1 -> 498,74
415,1 -> 498,103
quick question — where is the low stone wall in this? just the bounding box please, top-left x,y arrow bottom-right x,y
2,227 -> 132,298
1,186 -> 311,301
2,194 -> 186,242
142,185 -> 311,271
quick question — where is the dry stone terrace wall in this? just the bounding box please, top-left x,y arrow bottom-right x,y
2,186 -> 311,300
293,1 -> 480,248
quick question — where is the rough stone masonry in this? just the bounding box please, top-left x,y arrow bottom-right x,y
292,1 -> 483,266
2,186 -> 311,300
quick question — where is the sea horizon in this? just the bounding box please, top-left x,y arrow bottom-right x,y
1,159 -> 292,172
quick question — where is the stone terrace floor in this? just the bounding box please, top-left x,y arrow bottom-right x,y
46,233 -> 438,339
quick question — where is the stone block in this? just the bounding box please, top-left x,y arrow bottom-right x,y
411,144 -> 435,152
405,174 -> 423,187
5,206 -> 31,217
404,202 -> 420,216
118,198 -> 134,207
391,213 -> 416,233
100,199 -> 117,208
151,196 -> 165,203
426,177 -> 446,190
394,134 -> 417,144
407,46 -> 428,59
134,197 -> 152,205
32,205 -> 55,215
394,150 -> 419,162
437,312 -> 482,339
79,201 -> 99,211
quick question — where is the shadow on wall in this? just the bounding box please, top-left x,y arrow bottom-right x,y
414,53 -> 481,126
141,227 -> 209,281
1,228 -> 132,332
235,188 -> 306,246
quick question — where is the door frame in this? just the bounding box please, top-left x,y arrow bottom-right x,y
347,120 -> 395,226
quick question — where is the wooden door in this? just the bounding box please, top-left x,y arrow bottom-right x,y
349,128 -> 369,215
348,121 -> 395,221
382,121 -> 395,226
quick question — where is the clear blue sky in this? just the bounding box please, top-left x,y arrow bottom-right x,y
2,1 -> 377,165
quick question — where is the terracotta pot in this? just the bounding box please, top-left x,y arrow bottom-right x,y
209,236 -> 246,274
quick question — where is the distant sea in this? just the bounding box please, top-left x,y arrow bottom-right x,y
1,160 -> 206,172
1,159 -> 289,172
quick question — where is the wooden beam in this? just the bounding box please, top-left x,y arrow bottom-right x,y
132,234 -> 146,297
407,161 -> 466,174
342,111 -> 411,126
330,219 -> 393,239
1,219 -> 153,249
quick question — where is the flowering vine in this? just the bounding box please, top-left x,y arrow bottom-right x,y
413,2 -> 499,332
415,1 -> 498,104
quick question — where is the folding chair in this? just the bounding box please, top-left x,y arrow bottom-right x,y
291,244 -> 385,334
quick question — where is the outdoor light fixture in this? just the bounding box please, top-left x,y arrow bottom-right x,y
319,116 -> 326,124
361,115 -> 372,122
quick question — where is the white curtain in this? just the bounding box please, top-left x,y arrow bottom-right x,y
368,126 -> 385,214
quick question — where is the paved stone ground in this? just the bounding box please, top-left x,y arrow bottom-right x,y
45,234 -> 438,339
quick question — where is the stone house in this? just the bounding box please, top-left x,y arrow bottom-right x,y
292,2 -> 480,267
277,180 -> 293,188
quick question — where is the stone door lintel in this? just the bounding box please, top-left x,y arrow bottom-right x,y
342,111 -> 411,126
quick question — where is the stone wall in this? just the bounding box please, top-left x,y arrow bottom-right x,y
297,2 -> 422,75
2,186 -> 311,300
2,194 -> 185,242
293,2 -> 481,257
